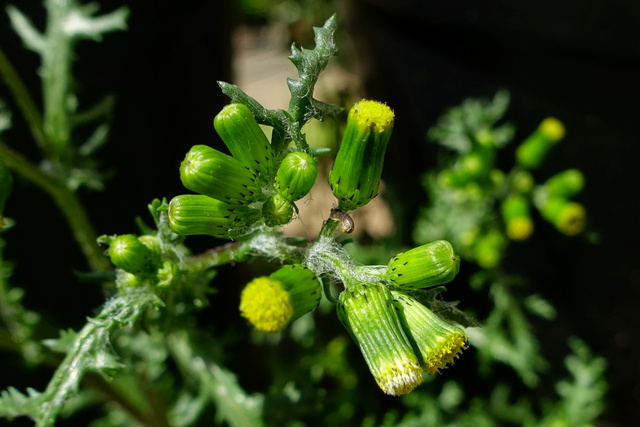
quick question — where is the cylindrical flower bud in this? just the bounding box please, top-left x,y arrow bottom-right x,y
473,229 -> 506,269
262,194 -> 294,227
108,234 -> 157,275
544,168 -> 584,198
213,103 -> 275,178
168,194 -> 247,238
336,282 -> 422,396
328,100 -> 394,211
275,151 -> 318,202
457,147 -> 493,180
515,117 -> 566,170
540,197 -> 586,236
387,240 -> 460,289
179,144 -> 260,205
511,170 -> 535,194
239,264 -> 321,332
390,290 -> 468,375
501,195 -> 534,241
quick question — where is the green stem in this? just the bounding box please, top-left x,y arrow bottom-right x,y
184,241 -> 251,273
0,48 -> 50,155
0,142 -> 109,272
41,0 -> 72,164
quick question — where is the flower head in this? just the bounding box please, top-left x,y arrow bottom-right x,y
240,264 -> 321,332
328,100 -> 394,211
391,290 -> 468,375
516,117 -> 566,170
337,282 -> 422,395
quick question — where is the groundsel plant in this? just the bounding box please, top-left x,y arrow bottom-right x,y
0,6 -> 473,426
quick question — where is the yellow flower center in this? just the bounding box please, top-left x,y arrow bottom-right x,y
239,277 -> 293,332
540,117 -> 565,141
352,100 -> 394,134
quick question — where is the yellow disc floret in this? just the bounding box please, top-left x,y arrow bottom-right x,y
557,202 -> 586,236
352,100 -> 394,134
422,333 -> 469,375
540,117 -> 566,141
506,217 -> 534,241
239,277 -> 293,332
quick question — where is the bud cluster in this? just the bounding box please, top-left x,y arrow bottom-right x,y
102,233 -> 179,289
168,103 -> 321,238
421,106 -> 587,268
337,277 -> 467,396
239,234 -> 466,395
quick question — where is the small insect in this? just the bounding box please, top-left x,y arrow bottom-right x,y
330,208 -> 354,234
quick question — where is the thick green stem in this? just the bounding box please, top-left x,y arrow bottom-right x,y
184,241 -> 251,273
0,142 -> 109,272
41,0 -> 73,164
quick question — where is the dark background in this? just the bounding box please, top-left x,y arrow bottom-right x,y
1,0 -> 639,425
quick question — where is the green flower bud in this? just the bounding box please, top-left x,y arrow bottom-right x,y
511,170 -> 535,194
390,290 -> 468,375
269,264 -> 322,319
329,100 -> 394,211
0,163 -> 12,228
516,117 -> 566,170
168,194 -> 248,238
387,240 -> 460,289
213,103 -> 275,178
179,144 -> 260,205
457,147 -> 493,180
337,282 -> 422,396
157,261 -> 180,289
138,235 -> 162,257
275,151 -> 318,202
544,168 -> 585,198
473,229 -> 506,268
108,234 -> 157,275
501,195 -> 534,241
262,194 -> 294,226
540,197 -> 586,236
239,264 -> 321,332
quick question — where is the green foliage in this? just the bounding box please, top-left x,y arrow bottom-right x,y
410,91 -> 605,425
0,3 -> 607,427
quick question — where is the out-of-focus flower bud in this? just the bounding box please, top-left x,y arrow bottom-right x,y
516,117 -> 565,170
473,229 -> 506,269
540,197 -> 586,236
501,195 -> 534,241
544,168 -> 585,198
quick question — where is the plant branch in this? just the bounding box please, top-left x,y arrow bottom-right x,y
0,48 -> 49,154
0,142 -> 109,272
